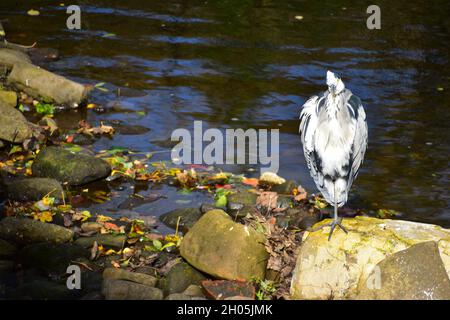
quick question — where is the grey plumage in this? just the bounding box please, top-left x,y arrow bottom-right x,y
299,70 -> 368,240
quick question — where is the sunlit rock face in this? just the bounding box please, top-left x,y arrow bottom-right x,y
290,216 -> 450,300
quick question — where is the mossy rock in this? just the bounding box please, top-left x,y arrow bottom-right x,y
102,279 -> 163,300
159,208 -> 202,233
158,262 -> 207,296
0,217 -> 73,244
356,241 -> 450,299
31,146 -> 111,185
0,90 -> 17,107
103,268 -> 157,287
180,210 -> 268,281
20,242 -> 89,274
0,101 -> 32,143
7,177 -> 64,201
290,216 -> 450,300
74,234 -> 126,249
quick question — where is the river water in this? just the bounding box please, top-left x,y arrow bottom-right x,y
1,0 -> 449,227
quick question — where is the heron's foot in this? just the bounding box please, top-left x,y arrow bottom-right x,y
307,217 -> 348,241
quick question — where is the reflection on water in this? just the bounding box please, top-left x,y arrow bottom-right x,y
1,0 -> 449,226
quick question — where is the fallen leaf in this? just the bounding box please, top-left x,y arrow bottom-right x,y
242,177 -> 259,187
256,191 -> 278,210
27,9 -> 40,16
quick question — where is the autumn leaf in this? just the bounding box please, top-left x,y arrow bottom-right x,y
242,177 -> 259,187
32,211 -> 53,223
256,191 -> 278,210
294,186 -> 307,202
96,214 -> 114,223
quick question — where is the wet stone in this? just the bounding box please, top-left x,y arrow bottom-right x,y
160,208 -> 202,233
7,177 -> 64,202
158,262 -> 207,296
0,217 -> 74,244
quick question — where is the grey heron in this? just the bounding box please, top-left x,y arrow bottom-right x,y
299,70 -> 368,240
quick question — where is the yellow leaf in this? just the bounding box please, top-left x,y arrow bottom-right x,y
27,9 -> 40,16
96,214 -> 114,222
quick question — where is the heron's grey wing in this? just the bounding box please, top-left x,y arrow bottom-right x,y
299,96 -> 325,190
346,95 -> 368,190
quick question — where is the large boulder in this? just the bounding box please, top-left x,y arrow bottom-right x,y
0,217 -> 74,244
32,146 -> 111,185
0,101 -> 32,143
290,216 -> 450,300
180,210 -> 268,281
356,241 -> 450,299
7,177 -> 64,201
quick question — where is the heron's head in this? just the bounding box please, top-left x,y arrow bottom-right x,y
326,70 -> 345,96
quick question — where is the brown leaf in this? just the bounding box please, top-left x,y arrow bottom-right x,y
256,191 -> 278,210
294,186 -> 308,202
90,241 -> 98,260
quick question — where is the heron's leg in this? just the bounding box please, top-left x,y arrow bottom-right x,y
327,182 -> 348,240
307,182 -> 348,241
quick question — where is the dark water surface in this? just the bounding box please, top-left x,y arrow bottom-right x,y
1,1 -> 449,227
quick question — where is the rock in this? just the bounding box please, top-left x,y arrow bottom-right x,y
102,279 -> 163,300
7,61 -> 91,108
80,291 -> 104,300
276,195 -> 294,210
276,207 -> 320,230
9,279 -> 80,300
165,293 -> 192,300
272,180 -> 297,194
182,284 -> 204,297
224,296 -> 254,300
180,210 -> 268,281
202,280 -> 255,300
259,172 -> 286,185
74,234 -> 126,249
199,203 -> 216,214
0,48 -> 31,69
80,222 -> 103,233
0,101 -> 32,143
0,217 -> 74,244
103,268 -> 157,287
356,241 -> 450,299
160,208 -> 202,233
31,146 -> 111,185
158,262 -> 207,296
227,191 -> 257,219
0,239 -> 17,257
20,242 -> 88,274
0,90 -> 17,107
290,216 -> 450,300
7,177 -> 64,202
28,47 -> 59,63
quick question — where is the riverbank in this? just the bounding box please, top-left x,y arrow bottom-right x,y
1,30 -> 449,300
